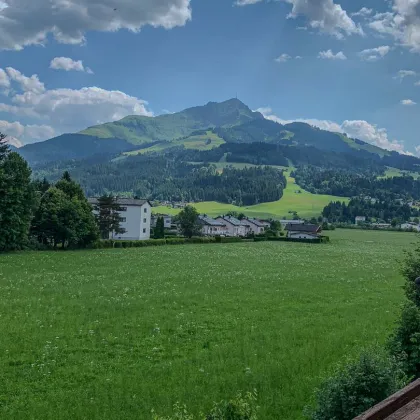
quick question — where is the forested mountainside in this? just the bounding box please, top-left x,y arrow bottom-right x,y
34,155 -> 286,205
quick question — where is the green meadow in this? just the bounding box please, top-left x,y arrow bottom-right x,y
153,171 -> 348,219
0,230 -> 414,419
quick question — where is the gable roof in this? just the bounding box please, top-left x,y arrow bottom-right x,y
88,198 -> 151,207
285,224 -> 321,233
199,215 -> 226,226
246,218 -> 265,228
219,216 -> 242,226
240,219 -> 251,227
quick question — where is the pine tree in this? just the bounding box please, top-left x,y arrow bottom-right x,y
95,195 -> 126,239
0,150 -> 34,251
0,132 -> 9,160
154,216 -> 165,239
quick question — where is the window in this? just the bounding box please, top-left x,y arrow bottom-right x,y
119,207 -> 127,212
143,218 -> 147,223
120,217 -> 126,223
144,207 -> 148,213
143,228 -> 146,233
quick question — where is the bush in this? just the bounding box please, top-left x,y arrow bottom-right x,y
215,235 -> 222,243
254,237 -> 267,242
152,391 -> 258,420
166,238 -> 186,245
220,237 -> 242,243
305,348 -> 407,420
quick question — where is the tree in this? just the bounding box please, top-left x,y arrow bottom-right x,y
94,195 -> 126,239
0,132 -> 9,160
0,150 -> 35,252
154,216 -> 165,239
177,205 -> 201,238
31,174 -> 98,248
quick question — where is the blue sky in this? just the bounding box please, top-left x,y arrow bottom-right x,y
0,0 -> 420,155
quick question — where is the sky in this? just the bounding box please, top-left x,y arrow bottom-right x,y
0,0 -> 420,155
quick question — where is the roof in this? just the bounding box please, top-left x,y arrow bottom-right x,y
246,218 -> 266,228
88,198 -> 151,207
354,378 -> 420,420
219,216 -> 242,226
240,219 -> 251,227
285,224 -> 321,233
279,220 -> 304,225
199,215 -> 226,226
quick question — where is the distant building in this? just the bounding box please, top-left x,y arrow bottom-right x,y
400,222 -> 420,232
151,214 -> 172,229
279,219 -> 305,229
216,216 -> 246,237
355,216 -> 366,224
245,218 -> 266,235
372,223 -> 391,229
198,215 -> 228,236
285,224 -> 322,240
89,198 -> 152,241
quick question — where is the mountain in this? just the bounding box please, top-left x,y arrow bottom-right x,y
13,98 -> 418,170
80,98 -> 263,145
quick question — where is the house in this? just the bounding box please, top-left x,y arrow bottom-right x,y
285,224 -> 321,240
372,223 -> 391,229
88,198 -> 152,241
240,219 -> 252,236
355,216 -> 366,224
245,218 -> 266,235
279,219 -> 305,229
216,216 -> 246,237
400,222 -> 420,232
198,215 -> 228,236
151,214 -> 172,229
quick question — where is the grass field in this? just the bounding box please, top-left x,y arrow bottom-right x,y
379,167 -> 420,179
153,170 -> 348,219
0,230 -> 414,419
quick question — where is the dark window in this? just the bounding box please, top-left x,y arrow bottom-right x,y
144,207 -> 147,213
120,217 -> 127,223
143,228 -> 146,233
143,218 -> 147,223
119,207 -> 127,212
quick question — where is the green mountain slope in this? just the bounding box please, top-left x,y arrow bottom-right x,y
80,98 -> 263,145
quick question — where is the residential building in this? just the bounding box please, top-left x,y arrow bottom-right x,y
400,222 -> 420,232
285,224 -> 321,240
216,216 -> 246,237
88,198 -> 152,241
246,218 -> 266,235
240,219 -> 252,236
151,214 -> 173,229
355,216 -> 366,224
198,215 -> 228,236
279,219 -> 305,229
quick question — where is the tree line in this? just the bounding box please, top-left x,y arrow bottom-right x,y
33,154 -> 287,206
0,132 -> 128,252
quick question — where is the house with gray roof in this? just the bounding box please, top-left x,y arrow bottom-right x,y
245,218 -> 266,235
216,216 -> 246,237
285,223 -> 321,240
198,215 -> 228,236
88,198 -> 152,241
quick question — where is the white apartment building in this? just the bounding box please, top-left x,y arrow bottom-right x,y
89,198 -> 152,241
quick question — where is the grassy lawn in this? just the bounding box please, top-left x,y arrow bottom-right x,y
153,170 -> 348,219
379,167 -> 420,179
0,230 -> 414,419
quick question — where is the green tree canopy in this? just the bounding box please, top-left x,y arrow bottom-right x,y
176,205 -> 201,238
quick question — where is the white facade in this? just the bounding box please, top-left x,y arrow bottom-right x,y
279,219 -> 304,228
89,198 -> 152,241
201,224 -> 228,236
246,219 -> 265,235
216,217 -> 246,237
355,216 -> 366,224
400,223 -> 420,232
152,214 -> 172,229
288,232 -> 319,240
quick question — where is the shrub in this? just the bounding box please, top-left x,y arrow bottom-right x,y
215,235 -> 222,243
254,237 -> 267,242
152,391 -> 258,420
220,237 -> 242,243
166,238 -> 186,245
305,348 -> 407,420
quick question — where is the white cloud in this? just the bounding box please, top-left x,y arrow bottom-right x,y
395,70 -> 417,80
415,81 -> 420,86
0,68 -> 10,88
318,49 -> 347,60
235,0 -> 263,5
275,54 -> 292,63
295,55 -> 303,59
285,0 -> 362,39
369,1 -> 420,53
0,66 -> 153,144
351,7 -> 373,18
0,0 -> 192,51
401,99 -> 417,105
6,67 -> 45,94
0,120 -> 55,145
358,45 -> 390,61
50,57 -> 93,73
256,107 -> 406,153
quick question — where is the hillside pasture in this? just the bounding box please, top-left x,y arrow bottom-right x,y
0,230 -> 412,419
